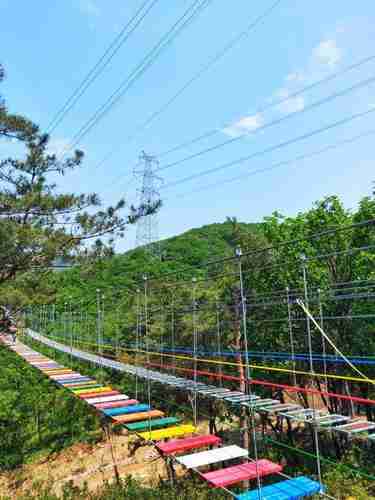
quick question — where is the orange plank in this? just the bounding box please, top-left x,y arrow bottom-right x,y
113,410 -> 164,423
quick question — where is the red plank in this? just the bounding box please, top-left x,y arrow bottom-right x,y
94,399 -> 138,409
201,459 -> 282,488
79,391 -> 120,399
156,434 -> 221,455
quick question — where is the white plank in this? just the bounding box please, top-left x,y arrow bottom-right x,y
316,414 -> 349,426
260,403 -> 301,413
87,394 -> 129,404
176,445 -> 248,469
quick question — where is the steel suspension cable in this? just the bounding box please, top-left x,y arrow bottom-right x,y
47,0 -> 159,133
60,0 -> 213,158
159,77 -> 375,173
96,0 -> 282,174
161,106 -> 375,190
157,53 -> 375,158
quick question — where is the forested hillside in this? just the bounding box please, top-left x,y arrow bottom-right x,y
2,195 -> 375,499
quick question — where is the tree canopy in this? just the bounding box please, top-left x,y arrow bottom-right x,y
0,64 -> 160,285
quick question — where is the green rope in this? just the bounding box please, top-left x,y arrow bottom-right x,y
264,437 -> 375,482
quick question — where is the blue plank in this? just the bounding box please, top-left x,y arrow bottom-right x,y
104,404 -> 151,416
58,377 -> 93,384
235,477 -> 324,500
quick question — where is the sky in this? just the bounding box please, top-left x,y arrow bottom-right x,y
1,0 -> 375,252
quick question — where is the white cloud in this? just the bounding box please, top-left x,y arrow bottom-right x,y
275,88 -> 305,113
220,33 -> 343,138
312,39 -> 342,68
223,114 -> 263,137
79,0 -> 100,17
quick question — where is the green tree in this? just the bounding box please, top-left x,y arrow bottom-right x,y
0,64 -> 160,286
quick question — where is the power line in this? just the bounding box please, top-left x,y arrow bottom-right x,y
158,75 -> 375,172
157,53 -> 375,158
93,0 -> 282,172
59,0 -> 213,159
169,128 -> 375,200
46,0 -> 159,133
161,106 -> 375,190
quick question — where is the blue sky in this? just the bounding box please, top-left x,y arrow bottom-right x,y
1,0 -> 375,251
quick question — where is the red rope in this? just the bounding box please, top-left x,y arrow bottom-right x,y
146,361 -> 375,406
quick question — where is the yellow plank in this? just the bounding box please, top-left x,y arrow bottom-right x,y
138,424 -> 196,441
73,386 -> 112,394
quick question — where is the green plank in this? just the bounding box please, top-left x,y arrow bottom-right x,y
126,416 -> 180,431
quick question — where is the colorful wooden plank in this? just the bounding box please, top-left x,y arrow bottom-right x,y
235,476 -> 323,500
138,424 -> 196,441
68,384 -> 103,390
126,416 -> 180,432
93,399 -> 137,410
259,403 -> 301,414
113,410 -> 164,424
43,369 -> 74,374
62,381 -> 98,387
156,434 -> 221,455
242,399 -> 279,408
176,445 -> 248,469
202,459 -> 282,488
104,404 -> 150,416
79,390 -> 120,399
316,414 -> 350,427
57,378 -> 94,385
225,395 -> 260,403
212,391 -> 244,399
49,374 -> 83,379
86,394 -> 129,405
74,386 -> 113,395
335,420 -> 375,434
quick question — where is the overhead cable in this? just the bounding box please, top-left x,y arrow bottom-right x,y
157,53 -> 375,158
161,106 -> 375,189
59,0 -> 213,159
94,0 -> 282,171
170,128 -> 375,199
159,76 -> 375,173
47,0 -> 159,133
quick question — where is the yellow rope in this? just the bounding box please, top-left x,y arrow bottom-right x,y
46,335 -> 375,385
123,347 -> 375,384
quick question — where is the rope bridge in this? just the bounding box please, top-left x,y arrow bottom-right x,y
2,330 -> 325,500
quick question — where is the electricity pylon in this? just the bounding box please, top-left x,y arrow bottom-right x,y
134,151 -> 162,257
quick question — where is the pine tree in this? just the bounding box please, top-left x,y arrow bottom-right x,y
0,64 -> 160,284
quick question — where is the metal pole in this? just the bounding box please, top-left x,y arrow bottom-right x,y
96,289 -> 102,371
102,294 -> 105,356
236,247 -> 262,498
171,293 -> 175,375
64,302 -> 68,348
216,297 -> 223,387
136,289 -> 140,400
192,277 -> 198,427
301,255 -> 322,487
143,276 -> 152,434
116,305 -> 120,359
69,298 -> 73,368
286,287 -> 297,387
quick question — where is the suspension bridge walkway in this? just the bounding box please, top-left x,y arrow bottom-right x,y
1,330 -> 326,499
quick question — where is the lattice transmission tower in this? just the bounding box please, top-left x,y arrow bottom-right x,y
134,151 -> 162,256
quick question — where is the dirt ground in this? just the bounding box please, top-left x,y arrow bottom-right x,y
0,430 -> 173,498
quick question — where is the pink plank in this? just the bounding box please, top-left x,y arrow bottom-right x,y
343,422 -> 373,431
94,399 -> 138,409
201,459 -> 282,488
157,434 -> 221,455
